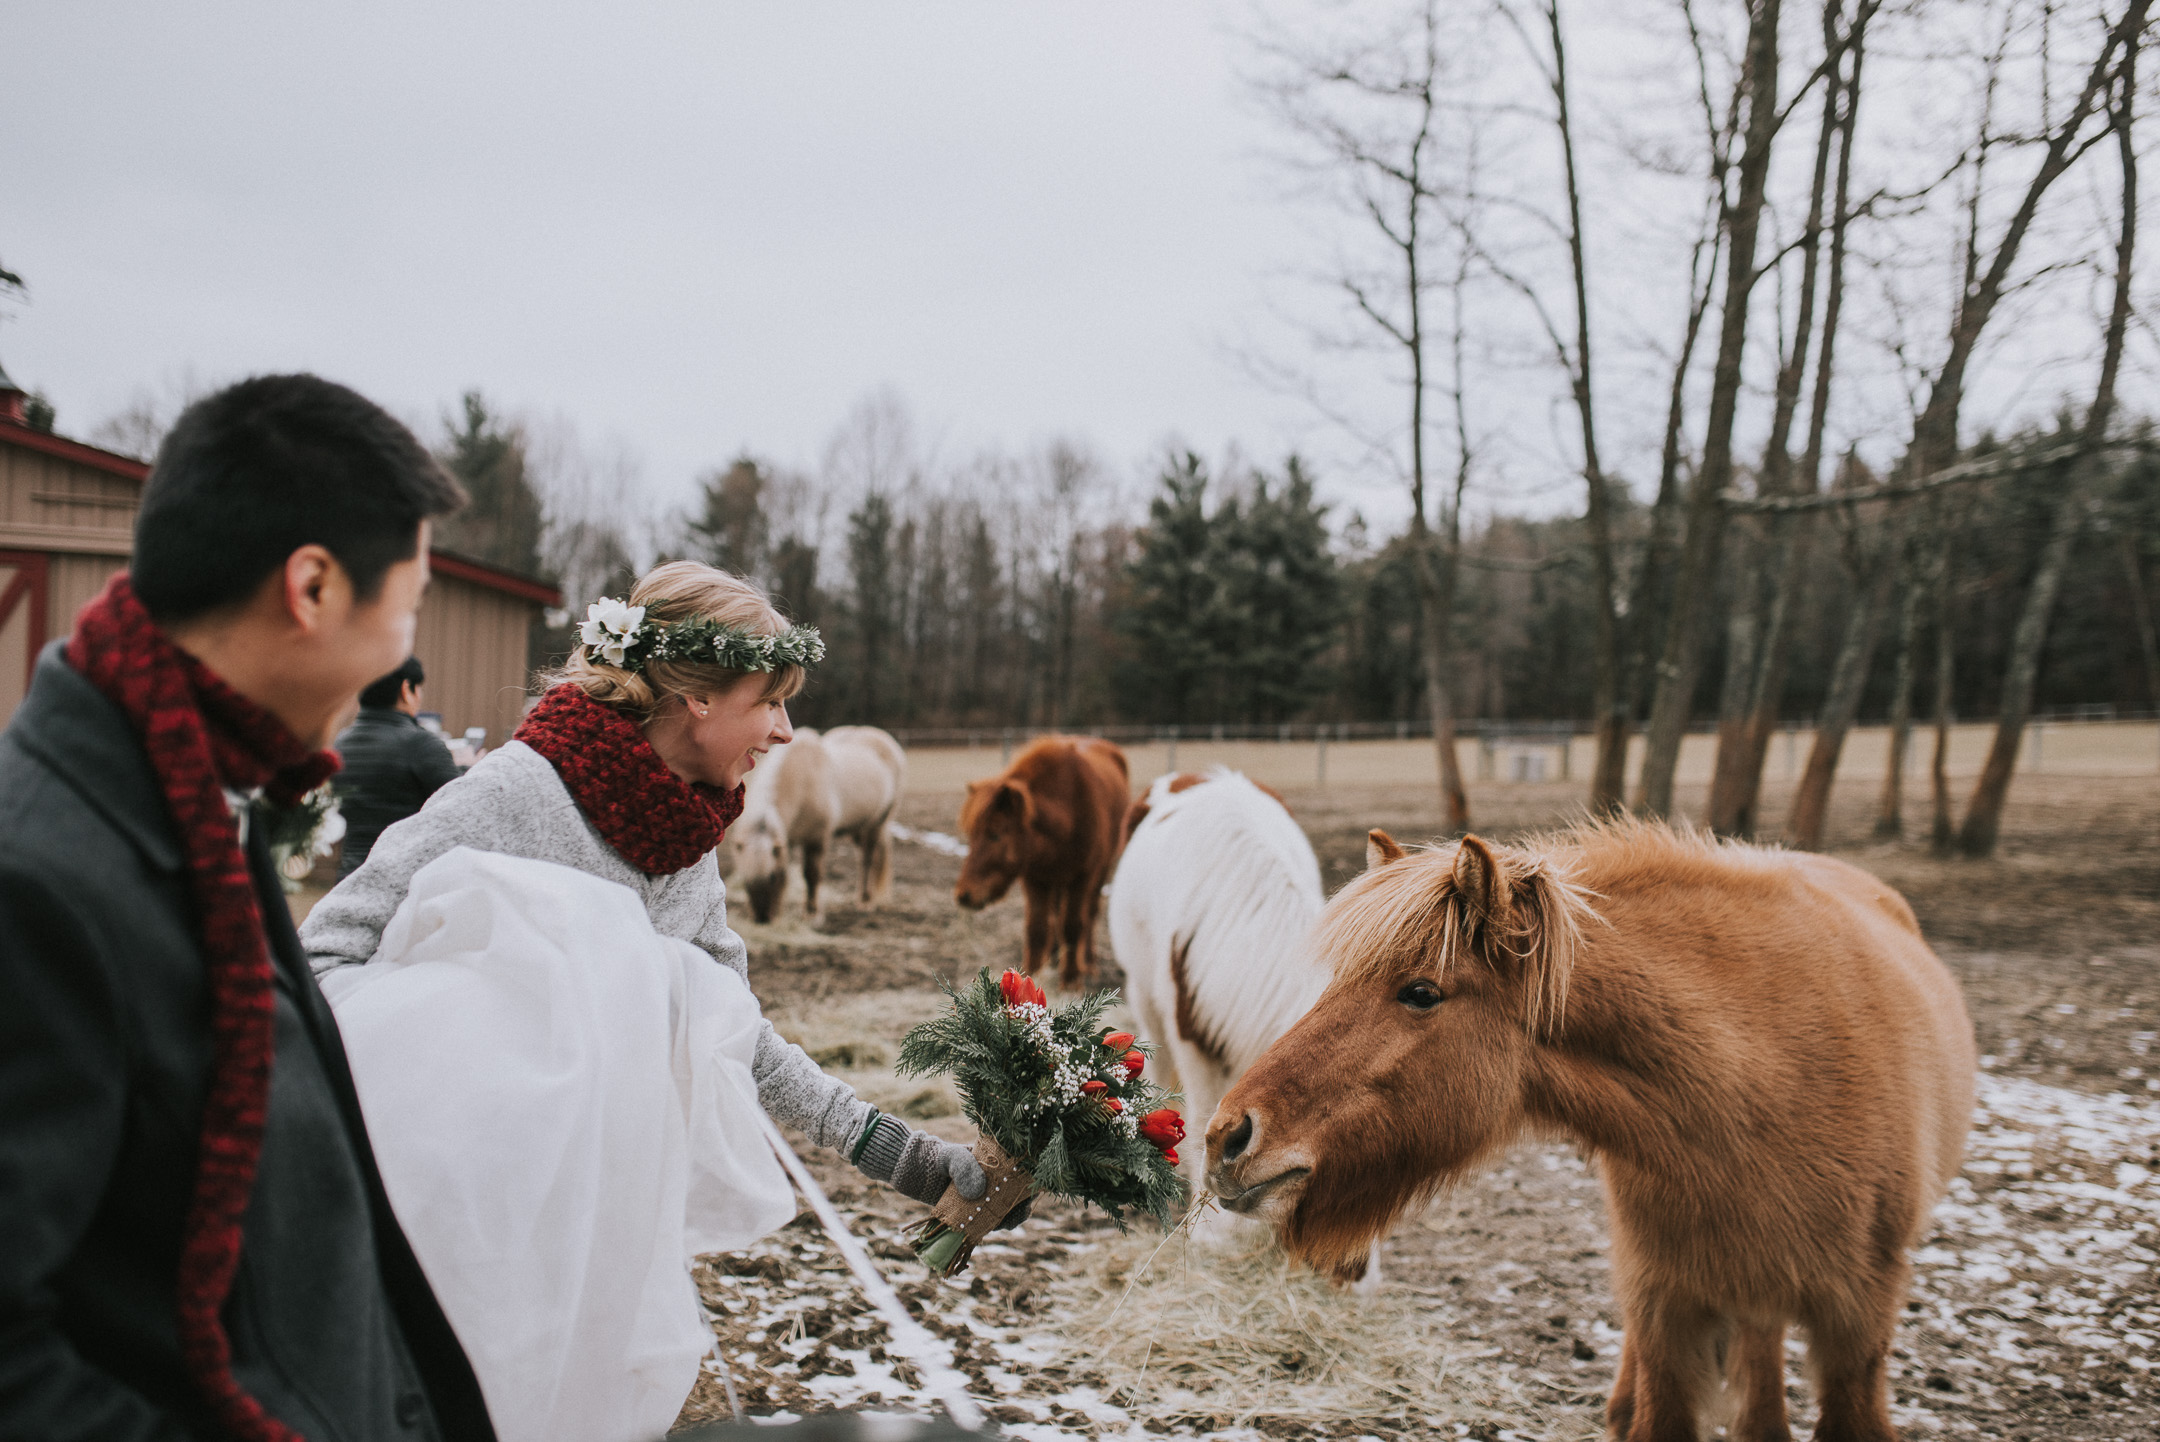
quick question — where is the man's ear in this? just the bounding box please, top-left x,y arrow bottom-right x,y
1366,828 -> 1406,870
282,545 -> 343,633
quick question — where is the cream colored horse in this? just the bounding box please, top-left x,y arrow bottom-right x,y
719,725 -> 906,923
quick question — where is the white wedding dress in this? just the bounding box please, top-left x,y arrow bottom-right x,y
320,848 -> 797,1442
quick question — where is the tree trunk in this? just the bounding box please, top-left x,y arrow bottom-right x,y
1713,0 -> 1870,835
1412,527 -> 1470,831
1875,535 -> 1926,837
2123,526 -> 2160,711
1636,0 -> 1784,818
1929,530 -> 1959,853
1958,46 -> 2138,857
1787,543 -> 1895,850
1543,0 -> 1625,819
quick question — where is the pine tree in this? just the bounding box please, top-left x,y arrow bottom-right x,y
436,392 -> 547,577
686,457 -> 769,580
1115,454 -> 1221,724
847,492 -> 896,723
1210,458 -> 1342,722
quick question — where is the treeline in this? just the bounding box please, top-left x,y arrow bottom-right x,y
431,392 -> 2160,740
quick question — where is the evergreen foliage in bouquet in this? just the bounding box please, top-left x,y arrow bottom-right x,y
896,969 -> 1188,1275
264,783 -> 345,893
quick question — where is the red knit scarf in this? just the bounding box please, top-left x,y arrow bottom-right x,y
513,683 -> 745,875
66,574 -> 339,1442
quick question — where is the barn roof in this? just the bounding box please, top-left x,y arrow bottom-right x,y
0,416 -> 562,607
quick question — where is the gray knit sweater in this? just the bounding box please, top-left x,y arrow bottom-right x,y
301,740 -> 877,1159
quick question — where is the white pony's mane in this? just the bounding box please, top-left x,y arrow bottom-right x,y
1112,768 -> 1329,1076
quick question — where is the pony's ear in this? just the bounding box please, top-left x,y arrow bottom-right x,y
1451,836 -> 1582,1040
990,781 -> 1032,822
1365,829 -> 1406,870
1450,835 -> 1507,926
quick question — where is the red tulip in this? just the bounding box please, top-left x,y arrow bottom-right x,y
1121,1050 -> 1145,1077
1080,1080 -> 1108,1097
1000,970 -> 1047,1008
1101,1031 -> 1134,1050
1161,1148 -> 1179,1166
1138,1109 -> 1185,1149
1104,1097 -> 1124,1113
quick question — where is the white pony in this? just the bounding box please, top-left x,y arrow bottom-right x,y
719,724 -> 906,923
1108,769 -> 1331,1203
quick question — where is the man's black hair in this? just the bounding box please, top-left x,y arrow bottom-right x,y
131,374 -> 467,621
358,655 -> 426,710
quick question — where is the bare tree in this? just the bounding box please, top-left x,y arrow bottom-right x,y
1246,0 -> 1476,829
1708,0 -> 1876,836
1636,0 -> 1787,818
1787,493 -> 1899,849
1958,29 -> 2143,855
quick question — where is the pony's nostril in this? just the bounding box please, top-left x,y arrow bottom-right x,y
1222,1113 -> 1255,1163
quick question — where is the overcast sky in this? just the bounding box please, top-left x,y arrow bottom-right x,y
4,2 -> 1362,513
6,2 -> 2140,540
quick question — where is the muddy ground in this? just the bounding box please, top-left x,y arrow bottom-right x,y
672,770 -> 2160,1441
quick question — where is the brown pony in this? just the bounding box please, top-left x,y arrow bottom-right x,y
1206,820 -> 1974,1442
954,736 -> 1130,989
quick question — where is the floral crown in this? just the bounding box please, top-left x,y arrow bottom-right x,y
577,596 -> 825,675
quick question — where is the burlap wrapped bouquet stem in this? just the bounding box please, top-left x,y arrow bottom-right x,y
919,1136 -> 1035,1276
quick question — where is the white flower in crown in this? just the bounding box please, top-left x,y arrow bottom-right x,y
579,597 -> 646,667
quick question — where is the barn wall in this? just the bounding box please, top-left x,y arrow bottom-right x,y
2,426 -> 553,737
50,552 -> 127,630
413,572 -> 537,746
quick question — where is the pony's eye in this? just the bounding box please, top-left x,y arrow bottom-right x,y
1397,980 -> 1445,1011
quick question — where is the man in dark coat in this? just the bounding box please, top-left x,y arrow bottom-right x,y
334,656 -> 460,875
0,376 -> 496,1441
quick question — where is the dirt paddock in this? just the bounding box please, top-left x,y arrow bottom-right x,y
649,756 -> 2160,1439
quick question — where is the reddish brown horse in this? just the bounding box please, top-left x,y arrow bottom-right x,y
1207,820 -> 1974,1442
954,736 -> 1130,989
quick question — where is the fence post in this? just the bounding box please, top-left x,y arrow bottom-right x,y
1784,723 -> 1798,780
2029,721 -> 2043,774
1560,729 -> 1572,783
1316,729 -> 1327,788
1166,726 -> 1177,774
1001,728 -> 1014,765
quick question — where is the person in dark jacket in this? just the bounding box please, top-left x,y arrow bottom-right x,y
334,656 -> 460,875
0,375 -> 496,1442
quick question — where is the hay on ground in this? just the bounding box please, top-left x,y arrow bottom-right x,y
1043,1226 -> 1599,1436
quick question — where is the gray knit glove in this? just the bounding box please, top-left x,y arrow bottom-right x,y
851,1113 -> 1032,1230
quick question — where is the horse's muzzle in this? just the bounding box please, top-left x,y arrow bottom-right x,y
1206,1108 -> 1312,1220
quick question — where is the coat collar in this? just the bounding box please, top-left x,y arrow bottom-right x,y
10,641 -> 186,873
354,706 -> 421,730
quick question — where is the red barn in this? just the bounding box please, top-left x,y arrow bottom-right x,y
0,367 -> 559,743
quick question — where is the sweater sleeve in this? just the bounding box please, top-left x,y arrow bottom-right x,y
300,767 -> 513,975
751,1024 -> 875,1155
681,876 -> 874,1153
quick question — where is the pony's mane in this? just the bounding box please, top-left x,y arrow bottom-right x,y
1313,830 -> 1602,1040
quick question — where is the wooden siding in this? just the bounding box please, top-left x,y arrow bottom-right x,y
0,424 -> 553,737
0,437 -> 140,556
413,572 -> 537,746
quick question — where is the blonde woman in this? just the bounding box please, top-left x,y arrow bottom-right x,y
302,561 -> 1012,1441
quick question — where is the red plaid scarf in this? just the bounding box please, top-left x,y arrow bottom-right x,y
67,574 -> 339,1442
513,683 -> 745,875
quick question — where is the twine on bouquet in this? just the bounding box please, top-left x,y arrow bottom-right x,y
755,1113 -> 986,1432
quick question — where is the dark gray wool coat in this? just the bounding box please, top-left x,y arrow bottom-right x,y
0,643 -> 496,1442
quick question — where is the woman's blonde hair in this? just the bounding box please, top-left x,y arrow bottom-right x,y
547,560 -> 806,723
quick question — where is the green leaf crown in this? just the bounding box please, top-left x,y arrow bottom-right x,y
578,597 -> 825,675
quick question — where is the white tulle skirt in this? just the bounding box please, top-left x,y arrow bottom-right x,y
321,848 -> 797,1442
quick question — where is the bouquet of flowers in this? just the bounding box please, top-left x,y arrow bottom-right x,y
896,969 -> 1188,1275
